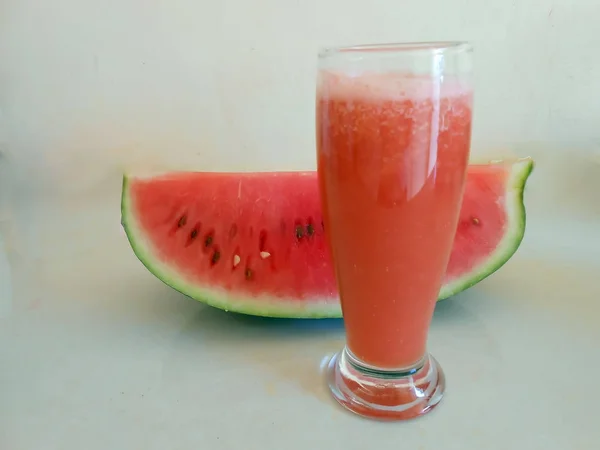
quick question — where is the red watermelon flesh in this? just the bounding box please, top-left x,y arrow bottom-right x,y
121,158 -> 533,318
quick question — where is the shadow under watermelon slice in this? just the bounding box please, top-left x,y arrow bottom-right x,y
121,158 -> 534,318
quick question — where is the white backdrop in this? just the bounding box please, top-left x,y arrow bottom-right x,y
1,0 -> 599,192
0,0 -> 599,271
1,4 -> 600,446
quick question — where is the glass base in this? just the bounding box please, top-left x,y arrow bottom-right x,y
326,348 -> 445,421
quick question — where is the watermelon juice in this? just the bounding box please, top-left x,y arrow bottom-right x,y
317,71 -> 473,370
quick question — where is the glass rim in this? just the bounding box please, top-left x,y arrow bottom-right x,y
318,41 -> 473,58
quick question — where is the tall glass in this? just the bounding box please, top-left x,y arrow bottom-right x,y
316,42 -> 473,420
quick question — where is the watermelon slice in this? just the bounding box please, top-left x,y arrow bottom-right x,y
121,158 -> 533,318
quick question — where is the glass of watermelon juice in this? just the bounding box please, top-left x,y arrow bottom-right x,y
316,42 -> 473,420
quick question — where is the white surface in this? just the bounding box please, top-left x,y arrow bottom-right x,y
1,0 -> 600,193
2,0 -> 600,447
1,159 -> 600,449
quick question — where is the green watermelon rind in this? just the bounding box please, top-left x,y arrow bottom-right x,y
121,158 -> 533,319
438,157 -> 534,300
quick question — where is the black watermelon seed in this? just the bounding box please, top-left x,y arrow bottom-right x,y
190,229 -> 198,240
259,230 -> 267,251
306,223 -> 315,236
245,268 -> 253,280
177,215 -> 187,227
211,250 -> 221,265
295,225 -> 304,240
229,224 -> 238,240
205,234 -> 214,247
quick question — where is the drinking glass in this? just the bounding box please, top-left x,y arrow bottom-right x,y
316,42 -> 473,420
